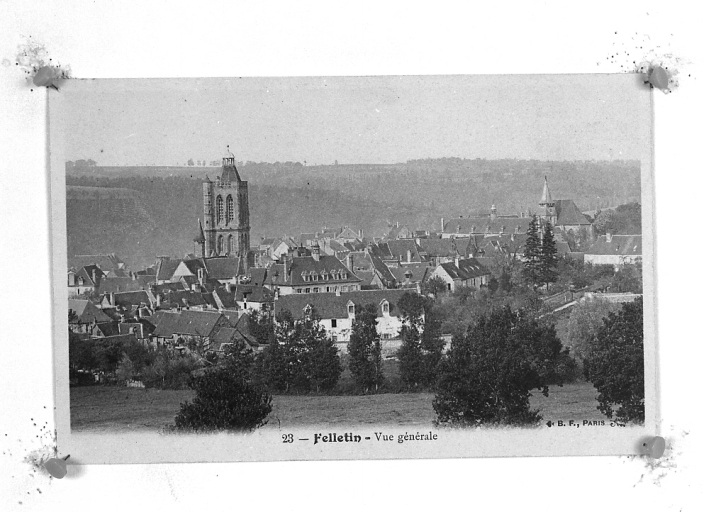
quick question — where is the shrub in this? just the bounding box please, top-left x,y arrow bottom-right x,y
142,349 -> 201,390
433,306 -> 569,427
584,298 -> 644,423
174,367 -> 272,432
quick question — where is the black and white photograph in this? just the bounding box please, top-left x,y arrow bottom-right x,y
49,74 -> 656,462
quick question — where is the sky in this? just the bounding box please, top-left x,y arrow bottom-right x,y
52,74 -> 652,166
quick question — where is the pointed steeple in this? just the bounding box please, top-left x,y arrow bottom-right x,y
221,145 -> 242,183
193,219 -> 206,243
539,176 -> 554,207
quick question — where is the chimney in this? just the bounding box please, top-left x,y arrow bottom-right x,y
225,282 -> 233,293
156,293 -> 162,308
606,233 -> 613,243
490,205 -> 497,221
283,254 -> 289,282
406,249 -> 412,263
440,217 -> 445,232
396,221 -> 400,228
336,287 -> 341,297
275,287 -> 280,300
416,281 -> 422,294
500,225 -> 505,234
92,268 -> 98,284
346,253 -> 354,271
455,256 -> 460,267
311,241 -> 320,262
109,292 -> 115,306
197,267 -> 205,286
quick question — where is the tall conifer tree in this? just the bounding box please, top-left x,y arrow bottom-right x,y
522,215 -> 542,288
540,220 -> 559,291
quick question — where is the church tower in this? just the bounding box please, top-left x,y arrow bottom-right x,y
538,176 -> 557,226
202,156 -> 251,258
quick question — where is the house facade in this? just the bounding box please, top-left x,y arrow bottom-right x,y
274,289 -> 415,344
584,234 -> 642,267
430,257 -> 491,292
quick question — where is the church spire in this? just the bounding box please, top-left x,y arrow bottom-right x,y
193,219 -> 206,257
539,176 -> 554,207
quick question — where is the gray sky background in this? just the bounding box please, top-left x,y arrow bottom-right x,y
53,74 -> 651,166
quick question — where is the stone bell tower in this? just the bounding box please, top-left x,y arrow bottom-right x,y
202,156 -> 251,258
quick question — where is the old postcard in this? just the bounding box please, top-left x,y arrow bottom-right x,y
50,74 -> 657,463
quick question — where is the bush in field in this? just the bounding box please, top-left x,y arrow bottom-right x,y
115,353 -> 135,384
584,298 -> 645,424
142,349 -> 202,390
566,298 -> 621,361
252,309 -> 342,393
173,367 -> 272,432
433,306 -> 570,427
348,303 -> 384,393
397,293 -> 446,390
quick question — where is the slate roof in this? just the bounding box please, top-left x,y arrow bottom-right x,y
417,238 -> 475,258
68,254 -> 126,273
235,284 -> 275,303
111,291 -> 152,308
554,199 -> 592,226
160,290 -> 209,309
71,265 -> 105,287
264,255 -> 361,287
96,277 -> 143,294
586,235 -> 642,256
156,258 -> 181,282
153,282 -> 187,293
68,299 -> 112,324
92,322 -> 119,336
247,267 -> 268,287
354,269 -> 379,287
118,322 -> 146,338
346,251 -> 396,286
437,257 -> 490,281
151,310 -> 230,338
203,257 -> 243,280
442,217 -> 531,235
275,289 -> 416,320
389,263 -> 432,284
385,240 -> 424,263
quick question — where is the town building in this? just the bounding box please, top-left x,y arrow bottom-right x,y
264,241 -> 361,295
429,257 -> 491,292
274,289 -> 415,344
584,234 -> 642,267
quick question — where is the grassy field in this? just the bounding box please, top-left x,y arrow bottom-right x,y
70,381 -> 609,433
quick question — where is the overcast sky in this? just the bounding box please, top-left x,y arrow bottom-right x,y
52,74 -> 651,166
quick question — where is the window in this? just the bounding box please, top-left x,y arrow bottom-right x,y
326,286 -> 330,292
229,235 -> 235,255
217,235 -> 224,255
304,305 -> 312,318
331,319 -> 337,328
305,288 -> 311,293
347,302 -> 355,316
77,277 -> 84,286
216,195 -> 224,224
226,195 -> 234,224
296,288 -> 303,293
313,287 -> 319,293
342,285 -> 348,292
381,301 -> 389,314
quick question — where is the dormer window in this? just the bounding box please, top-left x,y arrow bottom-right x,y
304,304 -> 313,319
381,300 -> 390,315
347,301 -> 355,317
78,277 -> 84,286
